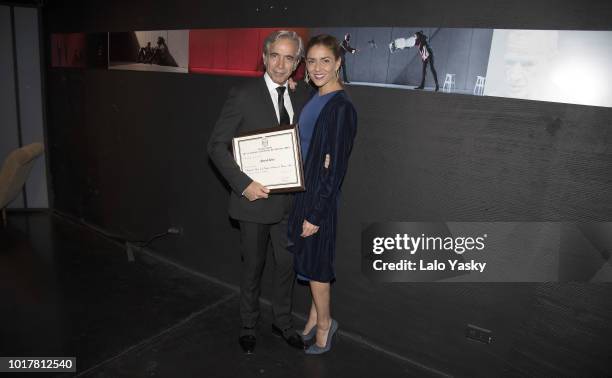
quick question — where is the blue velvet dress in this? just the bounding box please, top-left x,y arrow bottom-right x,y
287,90 -> 358,283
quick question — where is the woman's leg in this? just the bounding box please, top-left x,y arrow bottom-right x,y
310,280 -> 332,347
428,54 -> 439,88
302,299 -> 318,335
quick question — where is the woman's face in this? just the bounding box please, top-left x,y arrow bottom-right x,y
306,44 -> 341,88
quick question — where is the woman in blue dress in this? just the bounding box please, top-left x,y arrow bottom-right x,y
287,34 -> 358,354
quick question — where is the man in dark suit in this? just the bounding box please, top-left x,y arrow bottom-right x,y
207,30 -> 310,354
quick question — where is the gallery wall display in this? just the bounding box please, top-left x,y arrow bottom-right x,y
50,27 -> 612,107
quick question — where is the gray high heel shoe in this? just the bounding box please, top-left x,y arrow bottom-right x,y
305,319 -> 338,355
301,326 -> 317,346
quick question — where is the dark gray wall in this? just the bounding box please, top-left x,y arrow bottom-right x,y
44,0 -> 612,376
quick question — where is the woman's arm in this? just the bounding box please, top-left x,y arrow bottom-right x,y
305,101 -> 357,227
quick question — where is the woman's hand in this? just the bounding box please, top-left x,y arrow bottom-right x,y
288,77 -> 297,92
301,220 -> 319,238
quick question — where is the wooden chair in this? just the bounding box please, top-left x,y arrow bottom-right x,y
0,143 -> 44,226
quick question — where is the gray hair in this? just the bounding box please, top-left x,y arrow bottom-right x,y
262,30 -> 304,59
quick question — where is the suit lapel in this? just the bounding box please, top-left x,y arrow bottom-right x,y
259,76 -> 280,127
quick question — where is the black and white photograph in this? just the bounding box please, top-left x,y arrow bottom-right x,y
311,27 -> 493,94
485,29 -> 612,107
109,30 -> 189,73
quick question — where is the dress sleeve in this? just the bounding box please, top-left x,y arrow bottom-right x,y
306,101 -> 357,226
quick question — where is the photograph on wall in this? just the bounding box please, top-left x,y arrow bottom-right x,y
50,32 -> 108,68
484,29 -> 612,107
52,27 -> 612,108
109,30 -> 189,73
311,27 -> 493,95
188,27 -> 309,79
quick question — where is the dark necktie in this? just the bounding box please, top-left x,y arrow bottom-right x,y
276,86 -> 291,125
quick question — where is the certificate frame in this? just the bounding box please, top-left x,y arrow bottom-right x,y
232,124 -> 305,193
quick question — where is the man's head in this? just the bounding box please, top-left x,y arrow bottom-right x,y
503,30 -> 558,98
344,33 -> 351,41
262,30 -> 304,85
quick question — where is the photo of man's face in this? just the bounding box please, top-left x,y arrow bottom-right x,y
500,30 -> 558,99
504,52 -> 538,98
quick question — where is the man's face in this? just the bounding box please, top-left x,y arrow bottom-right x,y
501,30 -> 556,99
504,53 -> 537,97
263,38 -> 299,85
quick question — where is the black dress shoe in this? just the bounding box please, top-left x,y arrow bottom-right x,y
415,85 -> 424,90
271,324 -> 304,349
239,335 -> 256,354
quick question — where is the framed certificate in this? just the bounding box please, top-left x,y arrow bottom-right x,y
232,125 -> 305,193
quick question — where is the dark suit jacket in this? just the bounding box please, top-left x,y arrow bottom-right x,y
207,76 -> 310,224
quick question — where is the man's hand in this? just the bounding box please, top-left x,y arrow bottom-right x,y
301,220 -> 319,238
243,181 -> 270,201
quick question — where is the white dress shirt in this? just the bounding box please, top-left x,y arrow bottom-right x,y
263,72 -> 295,124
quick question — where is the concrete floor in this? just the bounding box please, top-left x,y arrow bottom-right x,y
0,212 -> 436,377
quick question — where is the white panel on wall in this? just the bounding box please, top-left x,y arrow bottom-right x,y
14,6 -> 49,208
0,6 -> 24,208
